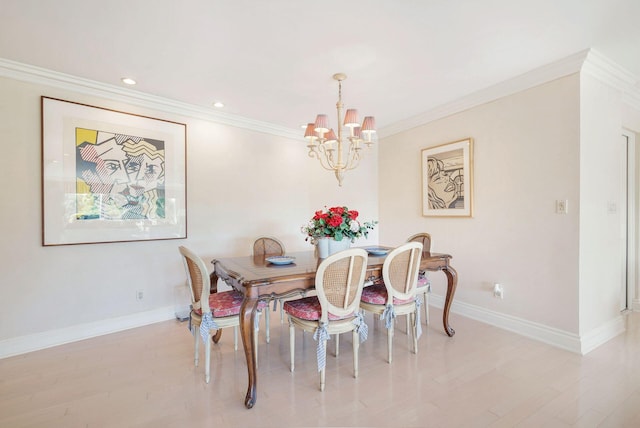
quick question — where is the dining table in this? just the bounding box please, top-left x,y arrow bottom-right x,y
210,247 -> 458,409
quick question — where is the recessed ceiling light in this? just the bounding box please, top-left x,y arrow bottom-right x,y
213,101 -> 225,108
121,77 -> 137,85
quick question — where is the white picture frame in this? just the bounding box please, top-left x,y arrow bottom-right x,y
42,97 -> 187,245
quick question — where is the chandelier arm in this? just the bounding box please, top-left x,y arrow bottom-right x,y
312,145 -> 339,171
324,146 -> 339,169
343,147 -> 362,171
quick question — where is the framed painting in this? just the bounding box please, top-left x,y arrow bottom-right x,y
421,138 -> 473,217
41,97 -> 187,245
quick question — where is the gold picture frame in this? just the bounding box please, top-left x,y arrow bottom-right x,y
421,138 -> 473,217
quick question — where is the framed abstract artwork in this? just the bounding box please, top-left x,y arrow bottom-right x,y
421,138 -> 473,217
41,97 -> 187,245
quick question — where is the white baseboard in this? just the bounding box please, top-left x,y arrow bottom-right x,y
3,297 -> 626,359
429,295 -> 623,355
579,315 -> 626,354
0,306 -> 175,359
633,298 -> 640,312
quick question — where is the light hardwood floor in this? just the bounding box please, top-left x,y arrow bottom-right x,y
1,309 -> 639,427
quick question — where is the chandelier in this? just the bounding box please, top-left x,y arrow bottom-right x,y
304,73 -> 376,186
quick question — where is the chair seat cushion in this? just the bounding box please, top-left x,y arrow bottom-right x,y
283,296 -> 352,321
416,275 -> 430,291
360,284 -> 414,305
195,290 -> 267,318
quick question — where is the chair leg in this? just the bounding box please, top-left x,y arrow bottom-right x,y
233,326 -> 238,351
320,339 -> 327,392
335,333 -> 340,357
280,300 -> 285,324
412,312 -> 418,354
193,326 -> 199,367
352,329 -> 359,378
205,332 -> 211,383
264,308 -> 270,344
289,319 -> 295,372
387,318 -> 394,364
425,292 -> 430,325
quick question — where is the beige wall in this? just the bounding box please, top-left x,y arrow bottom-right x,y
379,75 -> 582,333
0,75 -> 378,354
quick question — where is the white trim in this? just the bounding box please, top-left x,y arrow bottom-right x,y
582,50 -> 640,112
0,306 -> 175,359
379,48 -> 640,137
2,296 -> 626,358
2,51 -> 638,140
0,57 -> 301,140
624,130 -> 637,311
429,294 -> 622,355
581,50 -> 639,93
579,315 -> 626,354
379,50 -> 590,137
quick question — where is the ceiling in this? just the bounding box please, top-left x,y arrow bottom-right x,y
2,0 -> 639,136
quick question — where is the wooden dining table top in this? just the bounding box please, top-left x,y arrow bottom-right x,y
213,248 -> 451,287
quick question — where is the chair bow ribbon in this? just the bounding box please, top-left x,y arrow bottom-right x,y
415,296 -> 423,339
200,312 -> 219,343
313,322 -> 330,372
353,312 -> 369,343
381,304 -> 396,329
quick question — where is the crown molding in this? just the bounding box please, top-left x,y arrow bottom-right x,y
582,49 -> 640,111
379,49 -> 640,137
378,50 -> 590,138
2,52 -> 638,141
0,58 -> 301,140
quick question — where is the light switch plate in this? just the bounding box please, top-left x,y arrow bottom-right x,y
556,200 -> 568,214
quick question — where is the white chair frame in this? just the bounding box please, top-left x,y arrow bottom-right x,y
360,242 -> 423,363
179,246 -> 260,383
286,248 -> 368,391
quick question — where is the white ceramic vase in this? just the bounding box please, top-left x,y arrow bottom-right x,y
316,237 -> 329,258
328,237 -> 351,255
316,237 -> 352,258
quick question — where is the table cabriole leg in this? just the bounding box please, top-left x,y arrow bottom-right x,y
442,266 -> 458,337
240,297 -> 259,409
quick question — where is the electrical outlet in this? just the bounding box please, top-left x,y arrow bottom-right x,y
493,283 -> 504,299
136,290 -> 144,301
556,199 -> 568,214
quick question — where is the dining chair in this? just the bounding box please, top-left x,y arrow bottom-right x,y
283,248 -> 369,392
253,236 -> 308,328
360,242 -> 423,363
179,246 -> 265,383
251,236 -> 287,340
407,233 -> 432,325
252,236 -> 286,257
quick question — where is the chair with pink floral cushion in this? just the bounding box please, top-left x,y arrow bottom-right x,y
283,248 -> 369,392
407,233 -> 432,325
179,246 -> 265,383
360,242 -> 423,363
